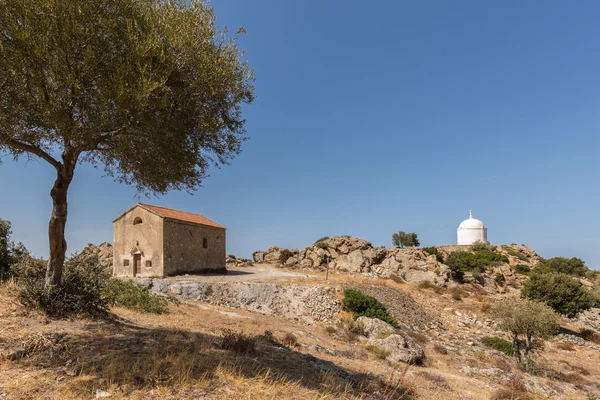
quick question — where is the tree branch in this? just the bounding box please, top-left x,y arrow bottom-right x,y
3,138 -> 62,171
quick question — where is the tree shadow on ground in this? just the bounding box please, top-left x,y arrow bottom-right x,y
15,317 -> 414,399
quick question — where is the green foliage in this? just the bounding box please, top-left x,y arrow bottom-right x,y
278,249 -> 294,265
505,248 -> 529,261
313,237 -> 330,246
423,246 -> 444,263
522,271 -> 593,318
0,218 -> 28,280
445,250 -> 508,278
14,253 -> 169,317
392,231 -> 420,248
515,264 -> 531,275
0,0 -> 255,195
495,274 -> 506,286
535,257 -> 589,277
482,336 -> 514,356
15,254 -> 113,318
342,289 -> 398,327
491,297 -> 559,369
108,280 -> 169,314
313,237 -> 329,249
470,241 -> 495,253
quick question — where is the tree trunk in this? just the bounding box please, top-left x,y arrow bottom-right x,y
45,168 -> 73,289
524,333 -> 532,371
512,332 -> 521,364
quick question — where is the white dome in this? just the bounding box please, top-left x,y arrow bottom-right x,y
458,217 -> 485,230
457,210 -> 487,245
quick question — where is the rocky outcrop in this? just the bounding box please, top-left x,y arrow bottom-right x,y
76,242 -> 113,271
226,254 -> 253,267
253,236 -> 451,285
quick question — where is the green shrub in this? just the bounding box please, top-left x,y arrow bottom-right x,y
313,236 -> 329,244
535,257 -> 589,277
495,274 -> 506,286
14,253 -> 169,317
482,336 -> 514,356
108,279 -> 169,314
515,264 -> 531,275
423,246 -> 444,263
279,249 -> 293,264
15,253 -> 113,318
505,248 -> 529,261
522,272 -> 593,318
470,241 -> 495,253
445,251 -> 508,276
342,289 -> 397,327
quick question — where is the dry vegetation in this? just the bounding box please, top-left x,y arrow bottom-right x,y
1,267 -> 600,400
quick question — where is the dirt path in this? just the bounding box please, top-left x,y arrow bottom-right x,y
164,263 -> 315,284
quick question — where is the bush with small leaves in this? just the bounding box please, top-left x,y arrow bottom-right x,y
521,271 -> 593,318
482,336 -> 514,356
495,274 -> 506,286
491,297 -> 559,369
108,279 -> 169,314
423,246 -> 444,263
515,264 -> 531,275
15,253 -> 113,318
279,249 -> 294,264
470,241 -> 495,253
536,256 -> 589,277
342,289 -> 397,327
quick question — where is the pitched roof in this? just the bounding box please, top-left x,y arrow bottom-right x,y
138,203 -> 225,229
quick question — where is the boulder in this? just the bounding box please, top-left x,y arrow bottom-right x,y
367,333 -> 425,364
285,257 -> 298,266
357,316 -> 396,338
252,251 -> 265,263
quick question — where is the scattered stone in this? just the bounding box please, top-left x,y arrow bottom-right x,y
95,389 -> 111,398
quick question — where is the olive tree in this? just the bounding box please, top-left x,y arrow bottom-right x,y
0,0 -> 254,288
392,231 -> 419,248
491,297 -> 559,370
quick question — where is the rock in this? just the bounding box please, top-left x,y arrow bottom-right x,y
252,251 -> 265,263
95,389 -> 111,398
367,334 -> 425,364
357,316 -> 396,338
285,257 -> 298,266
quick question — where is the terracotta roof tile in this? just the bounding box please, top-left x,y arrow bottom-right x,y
138,203 -> 225,229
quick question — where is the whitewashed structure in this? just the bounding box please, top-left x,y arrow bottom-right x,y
457,210 -> 487,245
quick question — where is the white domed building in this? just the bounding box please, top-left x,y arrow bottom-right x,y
457,211 -> 487,245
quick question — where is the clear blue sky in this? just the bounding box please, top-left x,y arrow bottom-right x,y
1,1 -> 599,268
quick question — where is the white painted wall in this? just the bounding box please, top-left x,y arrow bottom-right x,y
457,227 -> 487,245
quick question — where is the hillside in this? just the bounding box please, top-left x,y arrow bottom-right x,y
1,239 -> 599,399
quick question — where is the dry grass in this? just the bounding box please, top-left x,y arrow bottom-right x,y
555,342 -> 575,351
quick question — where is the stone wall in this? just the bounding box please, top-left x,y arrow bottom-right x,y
163,219 -> 226,275
113,207 -> 164,277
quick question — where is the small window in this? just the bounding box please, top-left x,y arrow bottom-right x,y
133,217 -> 143,225
203,238 -> 208,249
123,259 -> 130,266
146,260 -> 152,268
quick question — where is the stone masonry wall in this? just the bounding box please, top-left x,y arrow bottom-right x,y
162,220 -> 226,275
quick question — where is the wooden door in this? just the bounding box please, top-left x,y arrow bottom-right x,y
134,254 -> 141,276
